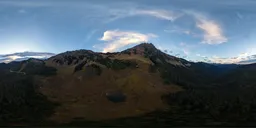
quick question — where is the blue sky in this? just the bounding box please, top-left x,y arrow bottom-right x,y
0,0 -> 256,64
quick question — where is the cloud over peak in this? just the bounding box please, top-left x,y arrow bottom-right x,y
99,30 -> 157,53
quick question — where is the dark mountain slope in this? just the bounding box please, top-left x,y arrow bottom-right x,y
0,43 -> 255,126
35,43 -> 183,123
217,63 -> 256,87
0,59 -> 58,125
121,43 -> 237,88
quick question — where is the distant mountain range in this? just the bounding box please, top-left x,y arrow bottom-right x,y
238,58 -> 256,64
0,52 -> 55,63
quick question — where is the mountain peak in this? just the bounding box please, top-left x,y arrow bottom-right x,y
134,43 -> 157,49
132,43 -> 157,52
121,43 -> 158,55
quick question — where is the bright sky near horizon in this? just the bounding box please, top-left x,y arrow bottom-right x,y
0,0 -> 256,64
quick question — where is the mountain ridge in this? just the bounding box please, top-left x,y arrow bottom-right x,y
1,43 -> 254,66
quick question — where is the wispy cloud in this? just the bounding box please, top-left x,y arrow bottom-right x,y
104,8 -> 182,23
0,1 -> 183,24
83,29 -> 98,43
135,9 -> 182,21
193,13 -> 228,44
196,54 -> 207,58
164,29 -> 192,35
98,30 -> 157,53
183,49 -> 189,55
163,11 -> 227,45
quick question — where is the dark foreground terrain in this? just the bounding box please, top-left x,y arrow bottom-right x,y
1,43 -> 256,126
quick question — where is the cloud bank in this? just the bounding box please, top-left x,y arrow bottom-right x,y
197,53 -> 256,64
99,30 -> 157,53
0,52 -> 55,63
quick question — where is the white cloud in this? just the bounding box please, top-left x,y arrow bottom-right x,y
99,30 -> 157,53
194,14 -> 227,44
135,9 -> 181,21
163,11 -> 227,44
3,55 -> 23,63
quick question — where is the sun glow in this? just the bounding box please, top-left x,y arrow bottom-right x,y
0,40 -> 40,54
